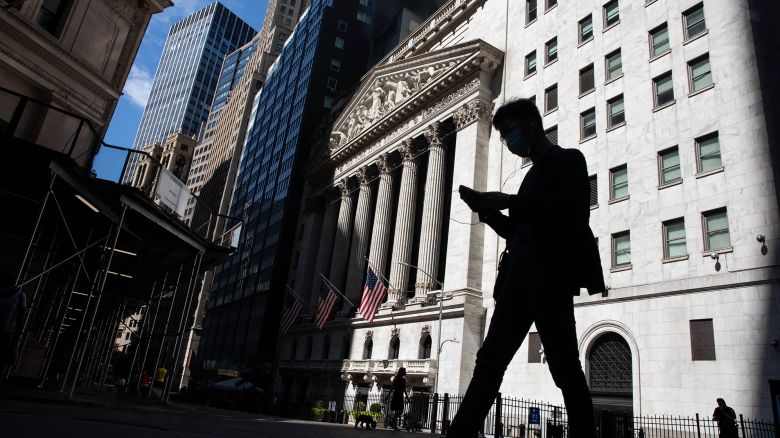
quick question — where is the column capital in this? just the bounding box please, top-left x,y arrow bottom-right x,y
398,139 -> 416,162
423,121 -> 445,149
453,99 -> 491,131
336,179 -> 352,198
376,153 -> 393,174
355,166 -> 372,187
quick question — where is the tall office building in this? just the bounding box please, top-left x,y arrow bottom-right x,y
196,0 -> 449,397
123,2 -> 255,183
276,0 -> 780,422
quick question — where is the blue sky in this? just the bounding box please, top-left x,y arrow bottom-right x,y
93,0 -> 268,181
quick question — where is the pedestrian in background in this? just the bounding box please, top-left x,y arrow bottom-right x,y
386,367 -> 408,430
713,398 -> 738,438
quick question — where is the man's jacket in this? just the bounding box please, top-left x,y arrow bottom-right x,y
481,146 -> 606,296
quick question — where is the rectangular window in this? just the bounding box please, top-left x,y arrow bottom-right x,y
683,3 -> 706,40
603,0 -> 620,27
690,319 -> 716,361
605,49 -> 622,81
338,20 -> 348,32
330,59 -> 341,71
334,37 -> 345,49
612,231 -> 631,268
528,332 -> 542,363
525,51 -> 537,76
357,11 -> 372,24
544,84 -> 558,113
664,218 -> 687,259
579,15 -> 594,43
610,164 -> 628,200
545,37 -> 558,64
658,147 -> 681,185
688,54 -> 713,93
546,0 -> 557,10
703,208 -> 731,251
358,0 -> 372,6
327,77 -> 338,91
696,132 -> 722,173
324,96 -> 334,109
650,23 -> 670,57
527,0 -> 538,23
581,108 -> 596,140
589,175 -> 598,206
580,64 -> 595,95
653,71 -> 675,108
545,125 -> 558,144
607,95 -> 625,128
36,0 -> 73,37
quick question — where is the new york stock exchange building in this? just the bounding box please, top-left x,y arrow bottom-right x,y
276,0 -> 780,421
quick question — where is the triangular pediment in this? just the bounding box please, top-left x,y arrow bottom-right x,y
327,39 -> 502,157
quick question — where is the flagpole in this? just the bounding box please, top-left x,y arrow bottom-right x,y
284,284 -> 314,312
318,273 -> 356,308
362,256 -> 393,291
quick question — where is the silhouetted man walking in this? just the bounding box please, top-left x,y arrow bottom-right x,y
451,98 -> 605,438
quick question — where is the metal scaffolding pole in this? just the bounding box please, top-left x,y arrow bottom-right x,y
67,204 -> 127,398
83,317 -> 109,388
126,281 -> 158,385
15,173 -> 56,286
99,302 -> 125,390
60,231 -> 114,393
137,272 -> 168,394
150,263 -> 185,400
38,261 -> 82,388
163,251 -> 203,402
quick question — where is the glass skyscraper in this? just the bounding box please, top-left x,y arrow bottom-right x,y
124,2 -> 255,182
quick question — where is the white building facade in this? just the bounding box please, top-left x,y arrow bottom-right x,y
278,0 -> 780,421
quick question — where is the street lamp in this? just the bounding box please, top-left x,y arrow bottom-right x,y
397,261 -> 446,395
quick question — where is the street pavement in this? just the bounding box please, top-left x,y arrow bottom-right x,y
0,388 -> 419,438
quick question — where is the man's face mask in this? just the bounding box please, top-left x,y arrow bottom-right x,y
503,128 -> 532,157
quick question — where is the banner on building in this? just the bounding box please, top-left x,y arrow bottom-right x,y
155,167 -> 190,217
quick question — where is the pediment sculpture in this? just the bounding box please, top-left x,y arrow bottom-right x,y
329,62 -> 456,150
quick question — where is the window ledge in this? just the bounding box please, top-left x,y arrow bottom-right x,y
605,74 -> 624,85
606,122 -> 626,132
579,89 -> 595,98
578,37 -> 594,48
653,100 -> 676,112
610,264 -> 632,273
695,167 -> 724,179
645,0 -> 658,6
545,3 -> 558,13
688,84 -> 715,98
603,21 -> 620,33
650,49 -> 672,62
524,71 -> 538,80
658,179 -> 683,190
683,30 -> 708,46
579,134 -> 597,144
545,58 -> 559,68
663,255 -> 689,264
608,195 -> 630,205
703,247 -> 733,258
543,107 -> 558,116
525,18 -> 538,28
590,203 -> 599,210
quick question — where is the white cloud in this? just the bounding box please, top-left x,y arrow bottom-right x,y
123,65 -> 154,108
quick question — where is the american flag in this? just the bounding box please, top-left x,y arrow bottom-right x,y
315,279 -> 337,330
280,291 -> 302,336
358,267 -> 388,323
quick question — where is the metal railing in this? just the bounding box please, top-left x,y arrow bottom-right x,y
285,392 -> 775,438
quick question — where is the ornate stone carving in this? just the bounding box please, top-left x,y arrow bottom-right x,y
421,325 -> 431,335
366,330 -> 373,340
423,121 -> 444,149
355,166 -> 372,186
391,327 -> 401,337
398,139 -> 416,162
376,153 -> 393,174
453,99 -> 491,130
337,179 -> 351,198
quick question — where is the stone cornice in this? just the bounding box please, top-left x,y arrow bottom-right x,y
377,0 -> 489,66
453,98 -> 492,130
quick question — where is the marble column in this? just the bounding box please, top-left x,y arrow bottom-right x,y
328,179 -> 354,294
367,154 -> 395,288
311,193 -> 339,306
344,167 -> 374,308
415,122 -> 448,298
387,139 -> 418,304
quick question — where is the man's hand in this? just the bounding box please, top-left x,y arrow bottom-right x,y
459,185 -> 511,211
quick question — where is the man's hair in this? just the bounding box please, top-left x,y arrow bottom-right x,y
492,98 -> 543,132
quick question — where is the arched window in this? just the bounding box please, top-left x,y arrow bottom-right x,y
389,336 -> 400,360
322,334 -> 331,359
362,339 -> 373,359
588,332 -> 633,413
419,334 -> 432,359
173,155 -> 186,178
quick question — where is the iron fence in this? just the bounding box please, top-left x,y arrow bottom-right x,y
295,392 -> 775,438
